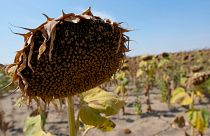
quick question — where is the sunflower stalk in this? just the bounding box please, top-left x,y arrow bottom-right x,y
190,90 -> 195,136
67,96 -> 77,136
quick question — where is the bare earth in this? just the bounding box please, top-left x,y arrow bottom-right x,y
1,89 -> 210,136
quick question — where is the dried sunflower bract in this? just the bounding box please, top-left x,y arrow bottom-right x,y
7,8 -> 129,103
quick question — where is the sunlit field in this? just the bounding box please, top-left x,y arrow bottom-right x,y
1,48 -> 210,136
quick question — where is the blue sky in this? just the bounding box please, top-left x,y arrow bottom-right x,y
0,0 -> 210,64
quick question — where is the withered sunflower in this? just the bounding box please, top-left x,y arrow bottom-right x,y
6,7 -> 129,103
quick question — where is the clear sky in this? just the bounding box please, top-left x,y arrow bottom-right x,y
0,0 -> 210,64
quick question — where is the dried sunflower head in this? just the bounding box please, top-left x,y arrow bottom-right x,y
7,8 -> 129,103
141,55 -> 153,61
186,72 -> 210,87
191,65 -> 203,73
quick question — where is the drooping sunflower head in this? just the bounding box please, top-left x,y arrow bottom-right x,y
186,72 -> 210,88
6,8 -> 129,103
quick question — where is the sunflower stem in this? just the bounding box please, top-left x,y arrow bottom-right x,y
190,90 -> 195,136
67,96 -> 77,136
